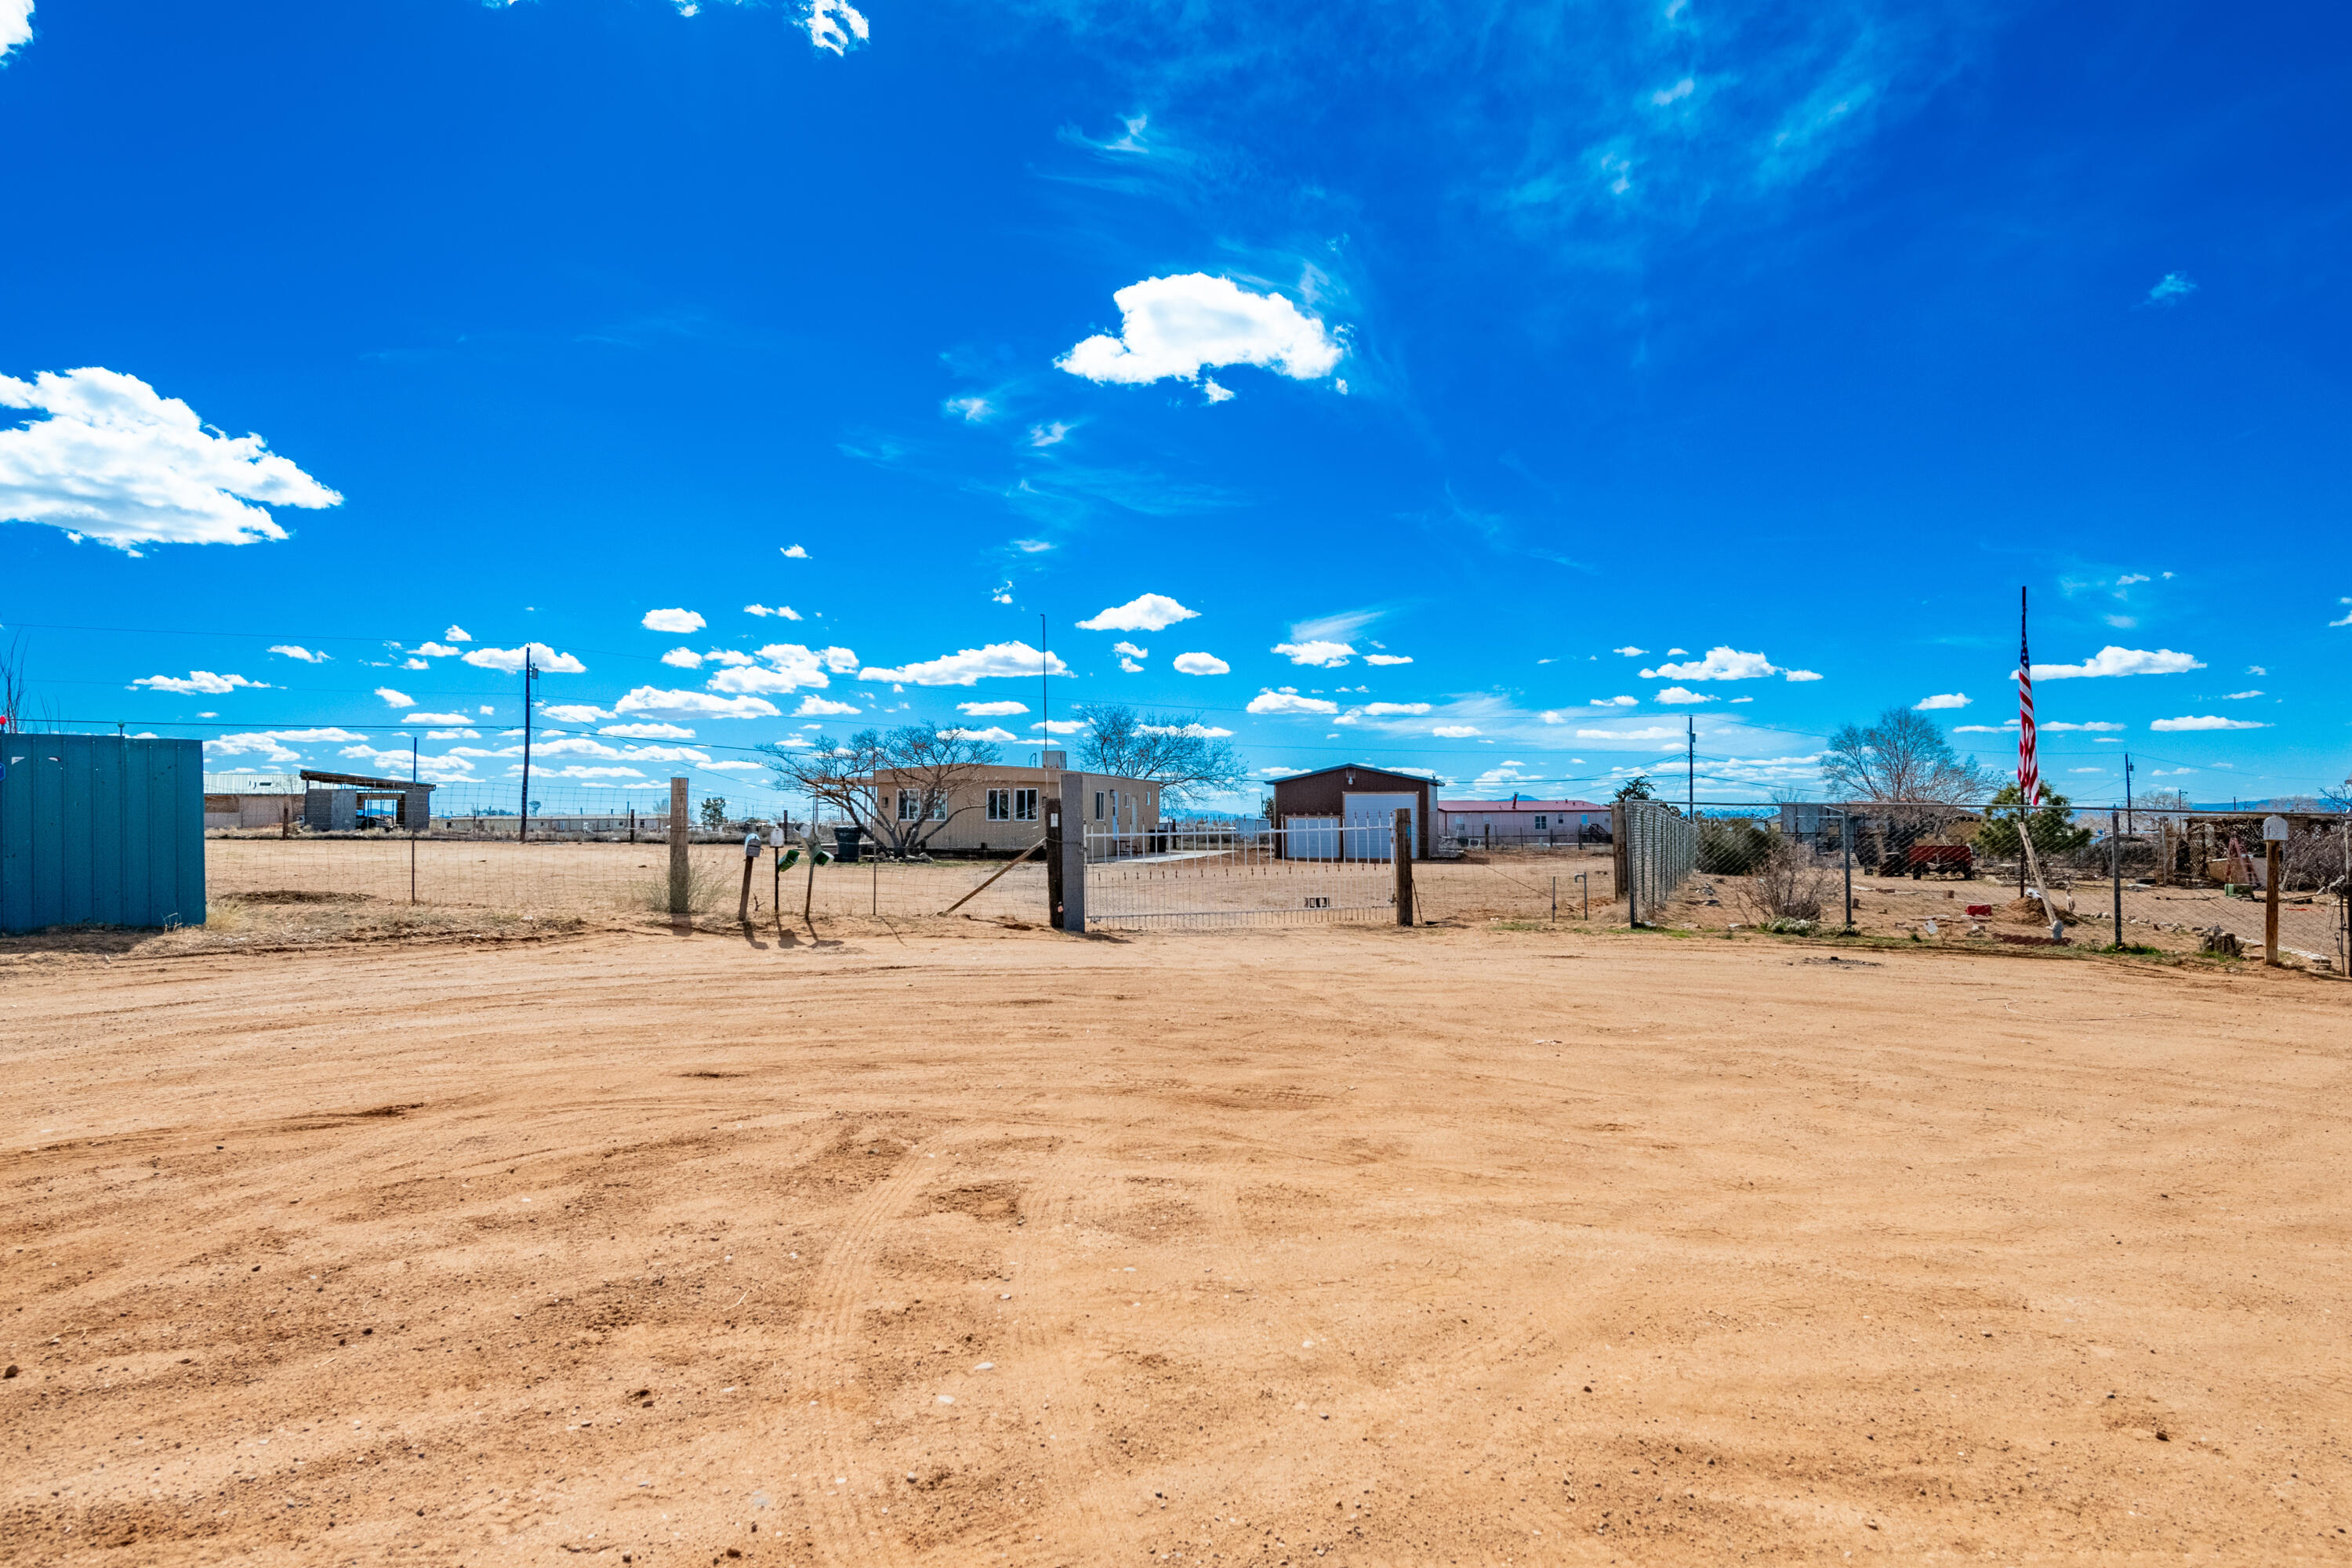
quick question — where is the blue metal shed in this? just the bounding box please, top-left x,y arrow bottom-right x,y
0,735 -> 207,934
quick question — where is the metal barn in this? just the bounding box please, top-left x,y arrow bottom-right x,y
0,735 -> 207,934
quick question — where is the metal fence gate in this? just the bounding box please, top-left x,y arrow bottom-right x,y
1083,821 -> 1400,929
1617,799 -> 1697,927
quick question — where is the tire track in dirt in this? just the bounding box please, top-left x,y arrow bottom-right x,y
993,1127 -> 1123,1559
794,1131 -> 942,1568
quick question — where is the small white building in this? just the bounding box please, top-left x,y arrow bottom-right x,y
203,772 -> 306,830
1437,797 -> 1611,847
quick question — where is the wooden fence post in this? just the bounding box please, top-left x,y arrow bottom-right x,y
668,776 -> 690,917
1393,807 -> 1414,926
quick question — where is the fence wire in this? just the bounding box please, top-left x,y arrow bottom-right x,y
1083,822 -> 1399,929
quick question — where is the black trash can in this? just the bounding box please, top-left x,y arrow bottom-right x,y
832,826 -> 862,863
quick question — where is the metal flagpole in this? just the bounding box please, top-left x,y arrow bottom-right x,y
2017,588 -> 2057,935
518,649 -> 536,844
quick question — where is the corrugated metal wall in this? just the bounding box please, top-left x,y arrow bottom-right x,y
0,735 -> 207,934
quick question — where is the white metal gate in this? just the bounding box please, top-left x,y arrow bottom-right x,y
1086,822 -> 1398,928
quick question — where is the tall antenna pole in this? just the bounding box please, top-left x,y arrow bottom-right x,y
2125,753 -> 2135,834
1040,611 -> 1049,757
518,648 -> 535,844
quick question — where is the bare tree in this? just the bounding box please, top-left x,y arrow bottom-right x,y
1820,707 -> 1991,805
758,724 -> 1000,858
0,632 -> 32,734
1073,703 -> 1246,804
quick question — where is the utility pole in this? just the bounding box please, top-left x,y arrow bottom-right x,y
410,734 -> 419,906
2125,753 -> 2135,834
518,648 -> 537,844
1686,716 -> 1695,818
1040,612 -> 1050,754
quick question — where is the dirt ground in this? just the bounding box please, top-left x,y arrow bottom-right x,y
3,920 -> 2348,1566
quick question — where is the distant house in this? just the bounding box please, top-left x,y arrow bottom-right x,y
203,771 -> 306,830
1437,797 -> 1610,848
864,764 -> 1163,855
1267,764 -> 1435,859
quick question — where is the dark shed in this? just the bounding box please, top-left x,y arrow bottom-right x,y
1268,763 -> 1436,859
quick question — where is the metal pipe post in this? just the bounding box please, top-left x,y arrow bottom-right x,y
2111,809 -> 2123,949
1842,810 -> 1853,929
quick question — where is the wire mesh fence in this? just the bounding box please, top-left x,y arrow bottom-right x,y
1082,821 -> 1400,929
1614,800 -> 2351,971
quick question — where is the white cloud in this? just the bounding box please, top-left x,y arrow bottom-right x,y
803,0 -> 867,55
1011,539 -> 1053,554
424,729 -> 478,741
202,728 -> 365,762
400,711 -> 471,724
1172,652 -> 1229,676
463,644 -> 587,674
132,670 -> 270,695
780,544 -> 809,559
1783,669 -> 1823,682
541,704 -> 613,724
444,625 -> 472,641
2147,272 -> 2196,305
1573,725 -> 1686,741
1592,695 -> 1637,707
943,394 -> 993,423
941,725 -> 1018,744
2246,664 -> 2267,675
528,764 -> 650,780
412,641 -> 463,658
1638,646 -> 1780,681
661,648 -> 705,669
642,608 -> 705,633
0,367 -> 342,549
1201,378 -> 1234,404
857,641 -> 1068,686
1077,593 -> 1199,633
1272,640 -> 1354,668
1030,718 -> 1088,735
743,604 -> 802,620
1139,722 -> 1233,739
1260,766 -> 1309,779
612,687 -> 781,719
707,644 -> 858,694
1116,648 -> 1146,673
1611,646 -> 1646,657
268,644 -> 328,663
703,760 -> 767,772
1914,692 -> 1970,710
2150,715 -> 2267,732
373,686 -> 414,707
1363,654 -> 1413,666
401,657 -> 428,670
599,722 -> 695,739
2222,689 -> 2263,700
2115,573 -> 2150,587
1653,686 -> 1713,704
1029,422 -> 1071,448
1057,274 -> 1345,390
2042,721 -> 2127,733
1,0 -> 31,56
958,699 -> 1029,716
1431,725 -> 1482,738
1247,689 -> 1340,716
2331,599 -> 2352,628
1359,702 -> 1431,716
2028,646 -> 2202,680
794,696 -> 862,717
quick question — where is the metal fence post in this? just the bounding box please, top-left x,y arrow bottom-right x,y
2111,808 -> 2123,949
668,775 -> 689,916
1842,810 -> 1853,930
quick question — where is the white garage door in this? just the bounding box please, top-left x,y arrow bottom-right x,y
1342,792 -> 1420,859
1283,815 -> 1340,859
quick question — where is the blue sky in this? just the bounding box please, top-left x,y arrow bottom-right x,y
2,0 -> 2347,811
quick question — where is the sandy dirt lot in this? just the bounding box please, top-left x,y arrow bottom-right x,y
3,921 -> 2347,1566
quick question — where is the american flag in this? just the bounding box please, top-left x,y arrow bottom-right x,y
2017,589 -> 2040,808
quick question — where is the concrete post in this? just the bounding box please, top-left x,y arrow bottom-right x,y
668,776 -> 690,916
1056,770 -> 1087,931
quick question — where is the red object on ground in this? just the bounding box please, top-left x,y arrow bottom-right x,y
1966,904 -> 1994,916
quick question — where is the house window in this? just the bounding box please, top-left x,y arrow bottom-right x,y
1534,815 -> 1548,831
988,789 -> 1011,822
1094,790 -> 1105,821
930,795 -> 949,820
897,789 -> 920,821
1014,788 -> 1038,822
